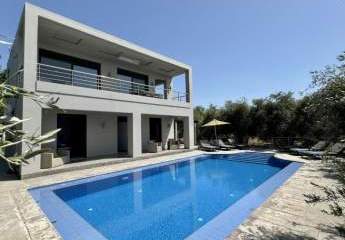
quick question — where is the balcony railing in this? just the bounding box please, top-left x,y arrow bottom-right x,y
37,63 -> 188,102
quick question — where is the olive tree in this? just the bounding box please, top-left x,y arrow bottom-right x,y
304,52 -> 345,237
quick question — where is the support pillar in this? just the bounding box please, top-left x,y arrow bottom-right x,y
128,112 -> 142,157
20,4 -> 41,177
183,116 -> 194,149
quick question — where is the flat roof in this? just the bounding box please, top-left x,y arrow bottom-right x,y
25,3 -> 191,73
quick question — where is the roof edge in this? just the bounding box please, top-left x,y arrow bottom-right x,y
24,2 -> 191,71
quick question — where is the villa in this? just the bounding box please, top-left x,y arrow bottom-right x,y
1,3 -> 342,240
7,3 -> 194,179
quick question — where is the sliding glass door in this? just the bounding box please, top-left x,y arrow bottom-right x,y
117,68 -> 149,95
39,49 -> 101,89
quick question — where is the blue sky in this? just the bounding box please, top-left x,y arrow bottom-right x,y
1,0 -> 345,106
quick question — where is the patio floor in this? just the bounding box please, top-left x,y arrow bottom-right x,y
227,153 -> 343,240
0,150 -> 342,240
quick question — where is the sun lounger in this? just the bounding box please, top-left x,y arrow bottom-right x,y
199,140 -> 217,152
226,139 -> 236,148
290,141 -> 328,154
299,142 -> 345,158
212,139 -> 233,150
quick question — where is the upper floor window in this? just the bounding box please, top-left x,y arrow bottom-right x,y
117,68 -> 148,95
38,49 -> 101,89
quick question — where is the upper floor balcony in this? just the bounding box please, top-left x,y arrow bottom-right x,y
37,63 -> 188,102
31,16 -> 192,105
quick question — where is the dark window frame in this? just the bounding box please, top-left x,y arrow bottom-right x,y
117,68 -> 149,95
39,49 -> 102,89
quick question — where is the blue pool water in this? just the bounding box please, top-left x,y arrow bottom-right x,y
35,153 -> 292,240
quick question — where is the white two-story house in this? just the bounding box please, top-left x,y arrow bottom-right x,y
7,3 -> 194,178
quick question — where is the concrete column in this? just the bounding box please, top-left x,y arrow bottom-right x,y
22,3 -> 38,91
128,112 -> 142,157
20,4 -> 42,177
162,117 -> 174,150
174,120 -> 178,141
185,69 -> 192,103
183,115 -> 194,149
164,78 -> 173,100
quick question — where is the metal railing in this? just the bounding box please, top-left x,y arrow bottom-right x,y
36,63 -> 188,102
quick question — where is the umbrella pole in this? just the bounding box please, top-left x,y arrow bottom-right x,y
214,126 -> 217,141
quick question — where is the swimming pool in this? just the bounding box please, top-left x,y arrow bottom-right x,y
29,152 -> 302,240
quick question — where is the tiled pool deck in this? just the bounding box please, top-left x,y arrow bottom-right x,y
0,150 -> 342,240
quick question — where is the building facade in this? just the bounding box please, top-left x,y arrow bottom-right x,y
7,3 -> 194,178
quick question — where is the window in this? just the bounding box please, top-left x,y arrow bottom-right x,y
154,79 -> 165,99
39,49 -> 101,89
73,65 -> 99,89
40,57 -> 72,84
117,68 -> 149,95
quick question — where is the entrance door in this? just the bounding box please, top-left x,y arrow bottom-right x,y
57,114 -> 86,159
149,118 -> 162,142
118,116 -> 128,153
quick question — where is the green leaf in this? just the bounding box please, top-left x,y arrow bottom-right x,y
0,139 -> 24,149
28,129 -> 61,145
0,118 -> 30,131
23,148 -> 52,160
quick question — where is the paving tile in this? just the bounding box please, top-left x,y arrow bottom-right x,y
24,215 -> 61,240
235,217 -> 319,239
317,231 -> 345,240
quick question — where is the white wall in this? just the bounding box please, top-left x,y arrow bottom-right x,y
41,110 -> 118,158
41,109 -> 57,150
86,112 -> 117,157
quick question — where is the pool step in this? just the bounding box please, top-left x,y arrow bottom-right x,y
212,153 -> 275,165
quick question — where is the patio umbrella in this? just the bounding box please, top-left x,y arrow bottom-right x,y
202,119 -> 230,140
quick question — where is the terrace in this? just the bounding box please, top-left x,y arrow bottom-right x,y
33,16 -> 192,106
37,63 -> 188,102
